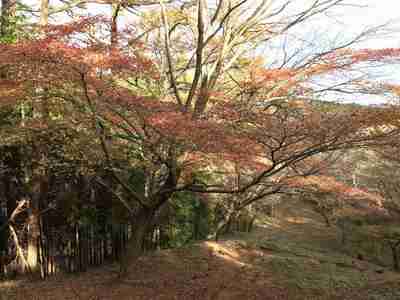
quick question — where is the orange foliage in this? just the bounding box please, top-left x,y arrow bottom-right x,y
1,16 -> 400,204
285,175 -> 384,208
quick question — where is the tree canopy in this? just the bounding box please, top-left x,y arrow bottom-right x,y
1,0 -> 400,275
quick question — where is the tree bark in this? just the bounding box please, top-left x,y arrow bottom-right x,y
26,207 -> 40,273
110,3 -> 120,48
322,212 -> 331,227
40,0 -> 49,27
215,211 -> 237,241
390,242 -> 400,271
27,180 -> 40,274
27,176 -> 48,275
3,146 -> 21,218
248,215 -> 256,233
119,207 -> 155,276
0,212 -> 7,277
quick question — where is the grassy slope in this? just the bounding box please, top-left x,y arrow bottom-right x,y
2,201 -> 400,300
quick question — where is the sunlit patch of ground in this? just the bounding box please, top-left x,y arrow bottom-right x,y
0,279 -> 20,289
285,216 -> 315,224
203,241 -> 249,267
3,202 -> 400,299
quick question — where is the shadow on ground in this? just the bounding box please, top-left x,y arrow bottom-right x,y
2,202 -> 400,299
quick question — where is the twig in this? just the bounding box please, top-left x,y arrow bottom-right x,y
0,199 -> 28,233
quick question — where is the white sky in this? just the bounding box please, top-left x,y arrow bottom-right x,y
275,0 -> 400,105
10,0 -> 400,104
17,0 -> 400,50
81,0 -> 400,105
324,0 -> 400,49
338,0 -> 400,104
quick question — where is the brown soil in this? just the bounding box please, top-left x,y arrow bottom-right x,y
2,239 -> 295,300
2,203 -> 400,300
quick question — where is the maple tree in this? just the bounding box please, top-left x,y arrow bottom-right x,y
1,0 -> 400,276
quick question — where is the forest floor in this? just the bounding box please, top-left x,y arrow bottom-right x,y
2,204 -> 400,300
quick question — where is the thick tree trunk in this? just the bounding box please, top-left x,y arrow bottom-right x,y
27,176 -> 48,275
247,216 -> 256,233
27,208 -> 40,273
27,181 -> 40,274
119,207 -> 155,276
215,211 -> 237,241
40,0 -> 49,27
321,211 -> 331,227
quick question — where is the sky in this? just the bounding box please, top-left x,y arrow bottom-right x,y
336,0 -> 400,104
10,0 -> 400,105
85,0 -> 400,105
269,0 -> 400,105
323,0 -> 400,49
13,0 -> 400,48
18,0 -> 400,50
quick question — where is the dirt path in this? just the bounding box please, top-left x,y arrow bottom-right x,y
2,213 -> 400,299
1,241 -> 292,300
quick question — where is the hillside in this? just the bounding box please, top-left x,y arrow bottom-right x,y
2,200 -> 400,300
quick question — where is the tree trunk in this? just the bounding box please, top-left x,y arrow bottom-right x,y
248,216 -> 256,233
215,211 -> 237,241
214,221 -> 225,241
27,206 -> 40,274
321,211 -> 331,227
340,222 -> 346,245
27,176 -> 48,275
3,146 -> 21,220
0,212 -> 7,278
110,3 -> 120,48
390,242 -> 400,271
193,205 -> 202,240
119,207 -> 155,276
40,0 -> 49,27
